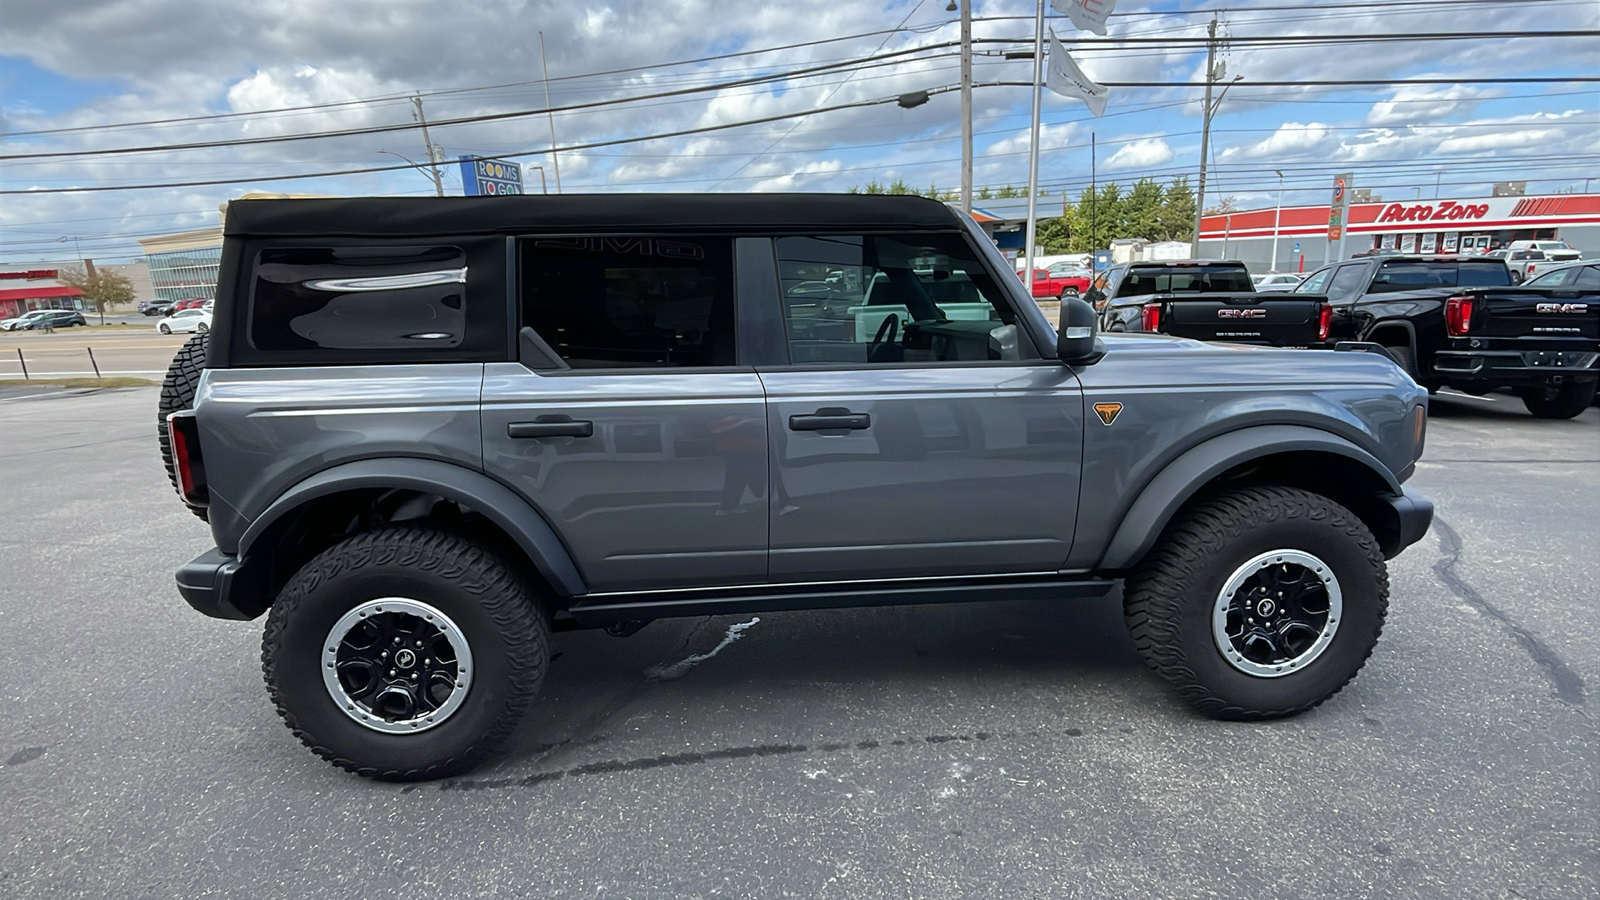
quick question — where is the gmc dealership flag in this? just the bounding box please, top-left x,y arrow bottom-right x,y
1052,0 -> 1118,37
1046,31 -> 1109,117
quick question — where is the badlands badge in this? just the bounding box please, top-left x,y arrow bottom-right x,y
1093,402 -> 1124,425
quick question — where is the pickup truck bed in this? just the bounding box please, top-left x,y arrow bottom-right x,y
1147,292 -> 1331,346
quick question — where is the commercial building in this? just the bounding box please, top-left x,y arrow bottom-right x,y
137,192 -> 333,305
1198,192 -> 1600,273
0,265 -> 88,319
138,229 -> 224,305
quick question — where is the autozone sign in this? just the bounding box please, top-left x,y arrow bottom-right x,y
0,269 -> 59,280
1376,201 -> 1491,224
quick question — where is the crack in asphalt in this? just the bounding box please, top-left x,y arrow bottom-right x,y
1432,518 -> 1586,707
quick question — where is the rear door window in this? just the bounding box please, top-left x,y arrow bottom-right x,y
1370,261 -> 1513,291
519,236 -> 737,369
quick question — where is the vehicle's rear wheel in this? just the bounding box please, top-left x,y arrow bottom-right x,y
262,527 -> 549,780
157,331 -> 210,521
1123,486 -> 1388,719
196,321 -> 209,333
1059,287 -> 1080,299
1386,345 -> 1418,381
1518,381 -> 1597,419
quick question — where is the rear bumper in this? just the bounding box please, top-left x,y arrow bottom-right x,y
175,548 -> 269,621
1381,488 -> 1435,559
1432,347 -> 1599,385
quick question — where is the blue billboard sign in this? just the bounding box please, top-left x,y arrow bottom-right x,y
458,156 -> 525,196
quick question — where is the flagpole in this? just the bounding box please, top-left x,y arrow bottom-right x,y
1024,0 -> 1046,278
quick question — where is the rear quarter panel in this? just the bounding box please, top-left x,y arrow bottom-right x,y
194,365 -> 486,553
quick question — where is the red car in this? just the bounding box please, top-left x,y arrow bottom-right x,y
173,297 -> 209,311
1017,267 -> 1091,299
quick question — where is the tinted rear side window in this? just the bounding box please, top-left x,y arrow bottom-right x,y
253,246 -> 466,351
235,237 -> 508,367
520,236 -> 736,368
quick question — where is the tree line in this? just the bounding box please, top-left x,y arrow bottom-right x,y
847,177 -> 1199,252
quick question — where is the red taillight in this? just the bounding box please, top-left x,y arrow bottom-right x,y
1317,303 -> 1332,342
1444,295 -> 1475,337
1141,302 -> 1162,332
166,412 -> 208,508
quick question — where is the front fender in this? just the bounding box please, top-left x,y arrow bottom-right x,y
1094,424 -> 1401,571
239,457 -> 587,597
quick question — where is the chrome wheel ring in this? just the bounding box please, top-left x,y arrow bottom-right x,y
322,598 -> 474,734
1212,549 -> 1342,678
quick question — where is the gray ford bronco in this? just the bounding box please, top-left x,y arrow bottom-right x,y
161,195 -> 1434,780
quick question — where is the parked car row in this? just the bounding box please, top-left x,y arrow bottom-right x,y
0,309 -> 88,331
141,297 -> 213,317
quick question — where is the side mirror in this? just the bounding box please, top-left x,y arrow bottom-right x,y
1057,296 -> 1106,366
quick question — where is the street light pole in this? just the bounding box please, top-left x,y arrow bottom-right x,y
1023,0 -> 1046,278
380,149 -> 445,195
957,0 -> 973,213
527,165 -> 549,194
1190,14 -> 1219,257
539,31 -> 563,194
1271,170 -> 1283,272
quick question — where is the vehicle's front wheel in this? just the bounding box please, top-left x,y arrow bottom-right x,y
1518,381 -> 1597,419
158,323 -> 171,334
1123,486 -> 1388,719
262,527 -> 550,780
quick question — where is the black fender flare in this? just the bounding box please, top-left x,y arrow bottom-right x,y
238,457 -> 587,597
1096,424 -> 1401,570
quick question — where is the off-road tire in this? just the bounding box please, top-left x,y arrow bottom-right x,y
157,330 -> 209,521
1518,381 -> 1597,419
261,527 -> 549,780
1123,486 -> 1389,720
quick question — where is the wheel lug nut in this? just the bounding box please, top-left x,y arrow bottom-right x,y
389,669 -> 396,676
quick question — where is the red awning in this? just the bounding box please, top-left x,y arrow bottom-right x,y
0,286 -> 83,301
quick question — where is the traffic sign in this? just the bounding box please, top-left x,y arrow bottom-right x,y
1293,241 -> 1301,252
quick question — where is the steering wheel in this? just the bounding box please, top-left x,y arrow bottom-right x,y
867,313 -> 901,362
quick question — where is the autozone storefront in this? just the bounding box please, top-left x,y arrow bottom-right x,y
0,266 -> 88,319
1197,193 -> 1600,272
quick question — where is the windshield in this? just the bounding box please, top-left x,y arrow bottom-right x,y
1118,265 -> 1254,297
1369,261 -> 1513,292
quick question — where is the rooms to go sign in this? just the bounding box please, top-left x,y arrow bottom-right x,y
458,156 -> 525,196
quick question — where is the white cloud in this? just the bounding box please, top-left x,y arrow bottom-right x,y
1367,85 -> 1497,126
1103,138 -> 1173,170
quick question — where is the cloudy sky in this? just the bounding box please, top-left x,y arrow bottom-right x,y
1,0 -> 1596,263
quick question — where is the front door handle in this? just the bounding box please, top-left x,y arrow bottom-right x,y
789,408 -> 871,432
508,416 -> 594,439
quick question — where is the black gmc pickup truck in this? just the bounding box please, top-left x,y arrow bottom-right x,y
1293,255 -> 1599,418
1090,260 -> 1331,346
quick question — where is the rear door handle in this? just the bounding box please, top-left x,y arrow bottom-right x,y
508,416 -> 593,439
789,408 -> 871,432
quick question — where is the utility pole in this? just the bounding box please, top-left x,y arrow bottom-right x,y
959,0 -> 973,213
410,95 -> 445,197
540,31 -> 563,193
1190,14 -> 1219,257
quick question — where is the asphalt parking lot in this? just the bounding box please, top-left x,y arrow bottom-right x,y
0,386 -> 1595,898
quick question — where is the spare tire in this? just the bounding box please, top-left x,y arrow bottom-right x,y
158,330 -> 210,521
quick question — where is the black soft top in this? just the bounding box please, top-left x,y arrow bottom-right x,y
224,193 -> 962,237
